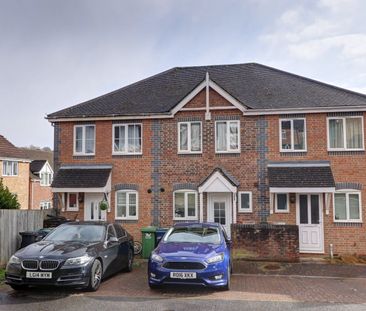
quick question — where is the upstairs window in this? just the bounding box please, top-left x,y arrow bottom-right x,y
280,119 -> 306,152
40,172 -> 53,186
113,124 -> 142,154
328,117 -> 364,151
215,121 -> 240,153
178,122 -> 202,153
74,125 -> 95,155
2,161 -> 18,176
334,191 -> 362,222
173,191 -> 197,220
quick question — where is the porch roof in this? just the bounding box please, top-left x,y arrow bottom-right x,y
51,165 -> 112,193
268,161 -> 335,192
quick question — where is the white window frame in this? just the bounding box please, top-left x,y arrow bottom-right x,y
67,193 -> 79,211
112,123 -> 143,155
275,193 -> 289,213
279,118 -> 307,152
238,191 -> 252,213
115,190 -> 139,220
215,120 -> 241,153
40,172 -> 53,186
333,190 -> 362,223
327,116 -> 364,151
73,124 -> 96,156
40,201 -> 52,210
2,161 -> 18,176
173,190 -> 198,220
177,121 -> 202,154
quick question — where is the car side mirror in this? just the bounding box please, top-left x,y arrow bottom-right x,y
108,236 -> 118,243
35,236 -> 43,242
226,238 -> 232,246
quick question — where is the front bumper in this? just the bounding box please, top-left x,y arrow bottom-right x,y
5,262 -> 92,288
148,259 -> 229,288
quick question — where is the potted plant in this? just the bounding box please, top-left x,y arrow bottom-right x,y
99,200 -> 109,211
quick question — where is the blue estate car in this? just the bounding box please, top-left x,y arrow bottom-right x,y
148,222 -> 232,290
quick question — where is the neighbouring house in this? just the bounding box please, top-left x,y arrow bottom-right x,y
29,160 -> 54,210
47,63 -> 366,257
21,148 -> 54,210
0,135 -> 31,209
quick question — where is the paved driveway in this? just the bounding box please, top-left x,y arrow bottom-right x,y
1,262 -> 366,310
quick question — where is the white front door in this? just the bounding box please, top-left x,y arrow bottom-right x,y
207,193 -> 232,237
297,194 -> 324,253
84,193 -> 107,221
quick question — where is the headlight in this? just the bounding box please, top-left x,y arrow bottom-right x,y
151,253 -> 163,263
206,253 -> 224,264
64,255 -> 93,266
8,255 -> 21,265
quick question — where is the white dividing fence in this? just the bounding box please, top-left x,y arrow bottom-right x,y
0,209 -> 51,266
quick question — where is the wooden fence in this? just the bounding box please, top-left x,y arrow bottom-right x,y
0,209 -> 52,266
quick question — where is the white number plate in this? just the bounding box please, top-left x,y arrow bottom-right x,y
170,272 -> 196,279
26,271 -> 52,279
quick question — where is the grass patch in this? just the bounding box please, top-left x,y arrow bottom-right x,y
0,268 -> 5,283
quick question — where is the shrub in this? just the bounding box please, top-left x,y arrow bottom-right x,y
0,179 -> 20,209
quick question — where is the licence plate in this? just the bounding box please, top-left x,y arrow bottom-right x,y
170,272 -> 196,279
26,271 -> 52,279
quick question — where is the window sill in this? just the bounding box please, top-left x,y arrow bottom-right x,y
334,220 -> 362,224
177,152 -> 202,155
280,150 -> 307,153
115,217 -> 138,221
66,209 -> 78,212
275,210 -> 290,214
73,153 -> 95,156
173,218 -> 198,221
2,175 -> 18,177
238,210 -> 253,213
112,152 -> 143,156
215,150 -> 241,154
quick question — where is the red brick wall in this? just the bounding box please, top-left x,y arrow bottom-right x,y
57,120 -> 155,240
29,180 -> 52,209
266,113 -> 366,255
231,223 -> 300,262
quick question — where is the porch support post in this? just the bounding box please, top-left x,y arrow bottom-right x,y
232,192 -> 237,224
58,193 -> 65,212
325,193 -> 331,215
269,192 -> 274,214
199,192 -> 204,222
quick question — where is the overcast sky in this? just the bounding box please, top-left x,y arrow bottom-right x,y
1,0 -> 366,148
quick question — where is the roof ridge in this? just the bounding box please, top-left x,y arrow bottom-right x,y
174,62 -> 256,70
251,63 -> 366,99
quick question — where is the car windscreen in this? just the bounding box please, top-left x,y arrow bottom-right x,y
44,225 -> 106,243
164,226 -> 221,244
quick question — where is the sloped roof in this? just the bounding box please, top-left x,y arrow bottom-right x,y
268,161 -> 335,188
30,160 -> 47,174
52,166 -> 111,188
0,135 -> 28,160
21,148 -> 53,168
47,63 -> 366,119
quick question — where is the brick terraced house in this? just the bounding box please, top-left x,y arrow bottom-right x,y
48,63 -> 366,256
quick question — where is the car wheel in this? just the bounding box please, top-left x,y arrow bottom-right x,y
125,248 -> 133,272
87,259 -> 102,291
10,284 -> 28,291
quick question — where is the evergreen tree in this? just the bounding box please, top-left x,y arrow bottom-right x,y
0,179 -> 20,209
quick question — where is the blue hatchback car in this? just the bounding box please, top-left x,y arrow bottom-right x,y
148,222 -> 232,290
